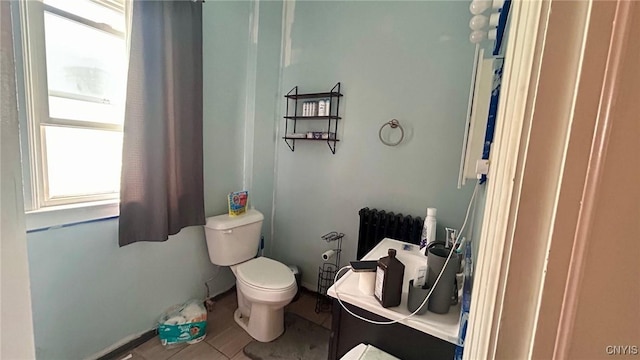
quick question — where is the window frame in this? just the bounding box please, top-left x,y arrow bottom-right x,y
17,0 -> 126,220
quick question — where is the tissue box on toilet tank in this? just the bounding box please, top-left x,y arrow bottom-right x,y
158,300 -> 207,347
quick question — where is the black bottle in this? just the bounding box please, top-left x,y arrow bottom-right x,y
374,249 -> 405,308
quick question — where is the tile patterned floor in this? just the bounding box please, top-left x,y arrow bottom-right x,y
117,290 -> 331,360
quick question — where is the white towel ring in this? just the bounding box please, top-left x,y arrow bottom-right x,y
379,119 -> 404,146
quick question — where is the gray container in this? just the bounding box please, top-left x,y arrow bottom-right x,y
426,247 -> 459,314
407,280 -> 430,315
288,265 -> 302,301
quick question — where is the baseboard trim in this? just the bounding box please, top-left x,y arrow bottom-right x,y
95,329 -> 156,360
301,281 -> 317,293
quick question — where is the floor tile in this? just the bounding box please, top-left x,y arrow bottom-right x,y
115,351 -> 146,360
168,341 -> 228,360
230,351 -> 252,360
206,323 -> 253,358
207,303 -> 237,339
215,290 -> 238,312
286,292 -> 330,325
129,289 -> 330,359
133,337 -> 181,360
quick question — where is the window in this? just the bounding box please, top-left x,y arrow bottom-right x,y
18,0 -> 127,214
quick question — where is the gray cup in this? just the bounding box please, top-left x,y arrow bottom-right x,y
407,280 -> 430,315
426,247 -> 459,314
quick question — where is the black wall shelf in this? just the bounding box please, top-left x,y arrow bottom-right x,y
285,91 -> 343,100
283,116 -> 342,120
283,137 -> 341,142
283,82 -> 342,154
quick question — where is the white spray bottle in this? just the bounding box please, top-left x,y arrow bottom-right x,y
420,208 -> 437,250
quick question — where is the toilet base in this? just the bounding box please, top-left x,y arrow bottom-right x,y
234,306 -> 285,342
229,260 -> 297,343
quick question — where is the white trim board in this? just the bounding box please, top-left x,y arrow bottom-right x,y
464,1 -> 548,359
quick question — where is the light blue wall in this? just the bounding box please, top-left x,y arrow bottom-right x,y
25,2 -> 255,359
203,0 -> 252,216
270,1 -> 476,288
248,0 -> 283,256
203,0 -> 282,253
26,223 -> 227,360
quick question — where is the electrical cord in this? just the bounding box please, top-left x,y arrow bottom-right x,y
332,181 -> 480,325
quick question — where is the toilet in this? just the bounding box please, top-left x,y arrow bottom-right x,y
204,209 -> 297,342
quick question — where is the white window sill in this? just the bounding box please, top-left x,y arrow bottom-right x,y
26,200 -> 119,232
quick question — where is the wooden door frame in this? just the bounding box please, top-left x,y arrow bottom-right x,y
467,0 -> 638,358
461,0 -> 633,358
464,0 -> 550,357
538,1 -> 636,358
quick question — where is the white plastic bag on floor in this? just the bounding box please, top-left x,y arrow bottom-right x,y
158,300 -> 207,348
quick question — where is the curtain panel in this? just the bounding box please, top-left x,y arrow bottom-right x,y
119,0 -> 204,246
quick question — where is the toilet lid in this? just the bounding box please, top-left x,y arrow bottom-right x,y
236,257 -> 295,291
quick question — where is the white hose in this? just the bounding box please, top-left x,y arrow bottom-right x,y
332,181 -> 480,325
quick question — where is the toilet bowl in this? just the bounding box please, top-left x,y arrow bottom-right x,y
231,257 -> 297,342
204,209 -> 297,342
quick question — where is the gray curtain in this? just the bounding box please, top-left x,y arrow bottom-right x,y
119,0 -> 204,246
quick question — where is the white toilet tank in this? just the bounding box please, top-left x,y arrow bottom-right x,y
204,209 -> 264,266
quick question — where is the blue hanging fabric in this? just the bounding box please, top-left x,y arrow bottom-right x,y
493,0 -> 512,56
479,59 -> 503,184
480,0 -> 510,184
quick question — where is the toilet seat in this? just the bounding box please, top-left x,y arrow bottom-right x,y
236,257 -> 296,292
